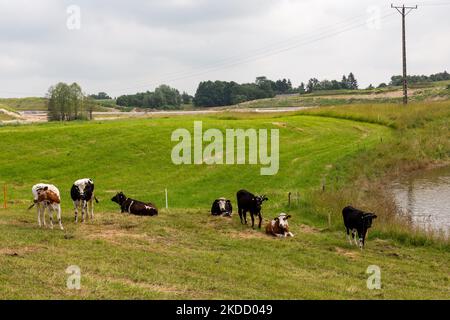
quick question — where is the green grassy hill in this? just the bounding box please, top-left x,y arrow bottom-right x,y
231,81 -> 450,109
0,105 -> 448,299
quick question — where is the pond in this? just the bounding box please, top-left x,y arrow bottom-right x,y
391,165 -> 450,236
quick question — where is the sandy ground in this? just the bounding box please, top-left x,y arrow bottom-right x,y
1,107 -> 311,124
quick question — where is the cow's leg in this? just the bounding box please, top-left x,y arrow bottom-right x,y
74,200 -> 79,223
57,204 -> 64,230
258,212 -> 262,229
346,227 -> 352,244
81,200 -> 86,222
358,229 -> 365,249
243,210 -> 248,225
250,212 -> 255,228
89,199 -> 94,220
42,204 -> 47,227
48,206 -> 54,229
37,203 -> 42,227
352,229 -> 358,246
238,208 -> 243,224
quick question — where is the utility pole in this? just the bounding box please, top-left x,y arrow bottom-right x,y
391,4 -> 417,105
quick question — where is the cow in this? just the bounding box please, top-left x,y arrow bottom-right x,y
29,183 -> 64,230
342,206 -> 377,249
71,178 -> 98,223
111,192 -> 158,216
236,189 -> 268,229
211,198 -> 233,217
265,213 -> 294,238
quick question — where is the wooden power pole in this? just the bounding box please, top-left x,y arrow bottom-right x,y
391,4 -> 417,105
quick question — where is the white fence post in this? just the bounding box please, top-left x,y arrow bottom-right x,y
165,188 -> 168,209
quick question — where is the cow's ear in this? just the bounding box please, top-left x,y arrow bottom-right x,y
286,215 -> 292,219
44,186 -> 48,191
274,217 -> 279,221
372,214 -> 378,219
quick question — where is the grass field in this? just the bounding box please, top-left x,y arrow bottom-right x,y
0,107 -> 449,299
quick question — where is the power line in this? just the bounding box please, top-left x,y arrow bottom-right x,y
104,11 -> 396,95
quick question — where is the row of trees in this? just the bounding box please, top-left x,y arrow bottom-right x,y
303,73 -> 358,93
88,92 -> 111,100
115,85 -> 192,109
389,71 -> 450,86
193,78 -> 277,107
47,82 -> 95,121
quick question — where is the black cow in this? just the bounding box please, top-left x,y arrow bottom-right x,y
111,192 -> 158,216
236,189 -> 268,229
211,198 -> 233,217
342,206 -> 377,249
71,178 -> 99,223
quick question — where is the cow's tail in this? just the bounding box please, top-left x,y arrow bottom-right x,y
28,200 -> 37,210
94,196 -> 99,204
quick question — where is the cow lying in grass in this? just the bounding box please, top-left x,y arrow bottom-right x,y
265,213 -> 294,238
111,192 -> 158,216
29,184 -> 64,230
342,206 -> 377,249
211,198 -> 232,217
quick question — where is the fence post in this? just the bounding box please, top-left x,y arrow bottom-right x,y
288,192 -> 291,208
3,184 -> 7,209
165,188 -> 168,209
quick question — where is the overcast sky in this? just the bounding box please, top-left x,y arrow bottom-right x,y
0,0 -> 448,98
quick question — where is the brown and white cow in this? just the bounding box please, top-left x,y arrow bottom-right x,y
265,213 -> 294,238
30,183 -> 64,230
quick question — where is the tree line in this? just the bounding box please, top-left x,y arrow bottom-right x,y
47,82 -> 96,121
115,85 -> 192,109
389,71 -> 450,86
48,71 -> 449,117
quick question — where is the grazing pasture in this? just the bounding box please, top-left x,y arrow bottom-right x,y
0,111 -> 449,299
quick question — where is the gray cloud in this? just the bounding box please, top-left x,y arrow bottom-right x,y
0,0 -> 448,97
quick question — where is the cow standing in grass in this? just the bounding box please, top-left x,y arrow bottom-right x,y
30,183 -> 64,230
71,178 -> 98,223
342,206 -> 377,249
236,189 -> 268,229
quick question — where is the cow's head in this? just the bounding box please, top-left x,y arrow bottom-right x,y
254,195 -> 268,210
362,213 -> 377,228
36,186 -> 49,199
275,213 -> 291,229
216,198 -> 227,212
111,192 -> 126,205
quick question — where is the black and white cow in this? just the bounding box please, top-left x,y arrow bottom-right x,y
342,206 -> 377,249
236,189 -> 268,229
71,178 -> 98,223
111,192 -> 158,216
211,198 -> 233,217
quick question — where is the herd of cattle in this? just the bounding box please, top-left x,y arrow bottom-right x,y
29,179 -> 377,248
